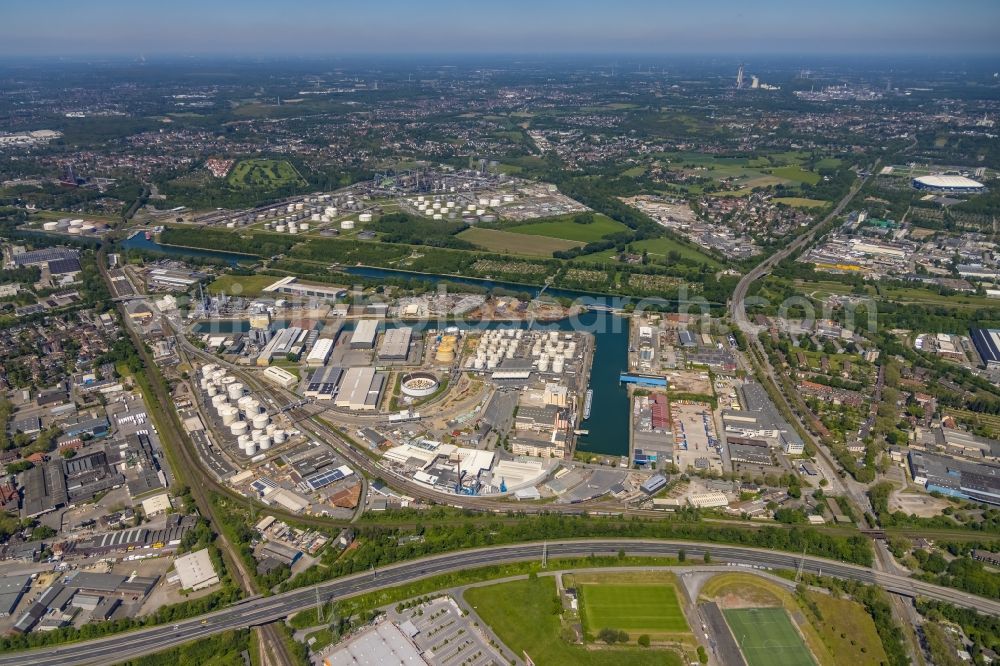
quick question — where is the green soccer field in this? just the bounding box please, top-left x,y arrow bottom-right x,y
579,583 -> 689,638
723,608 -> 816,666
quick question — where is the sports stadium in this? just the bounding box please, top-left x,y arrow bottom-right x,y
911,174 -> 986,193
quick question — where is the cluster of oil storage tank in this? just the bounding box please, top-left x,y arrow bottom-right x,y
200,363 -> 288,458
435,335 -> 458,363
531,331 -> 576,374
411,195 -> 460,221
238,193 -> 369,233
42,218 -> 108,234
466,328 -> 522,370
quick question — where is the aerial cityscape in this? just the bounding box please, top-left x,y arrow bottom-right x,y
0,1 -> 999,665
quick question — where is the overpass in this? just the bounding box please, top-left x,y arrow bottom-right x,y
1,538 -> 996,666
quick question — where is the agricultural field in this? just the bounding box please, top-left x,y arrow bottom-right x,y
227,159 -> 306,190
457,227 -> 583,257
724,607 -> 816,666
206,274 -> 278,297
465,578 -> 682,666
578,580 -> 690,640
773,197 -> 828,209
508,214 -> 628,243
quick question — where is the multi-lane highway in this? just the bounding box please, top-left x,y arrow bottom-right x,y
1,538 -> 995,666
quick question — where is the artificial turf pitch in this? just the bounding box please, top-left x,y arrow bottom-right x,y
579,583 -> 689,636
723,607 -> 816,666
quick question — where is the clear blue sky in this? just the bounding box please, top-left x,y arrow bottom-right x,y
3,0 -> 998,57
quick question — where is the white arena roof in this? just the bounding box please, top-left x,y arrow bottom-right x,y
913,174 -> 984,189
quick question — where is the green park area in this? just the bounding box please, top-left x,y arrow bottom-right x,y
465,577 -> 683,666
206,274 -> 277,297
227,159 -> 306,190
769,165 -> 822,185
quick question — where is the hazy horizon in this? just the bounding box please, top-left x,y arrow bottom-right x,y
3,0 -> 999,58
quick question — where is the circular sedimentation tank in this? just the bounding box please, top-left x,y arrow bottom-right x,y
400,371 -> 440,398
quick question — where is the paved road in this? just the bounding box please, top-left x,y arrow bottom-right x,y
2,538 -> 996,666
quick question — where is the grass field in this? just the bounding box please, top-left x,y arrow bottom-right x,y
802,591 -> 888,665
509,214 -> 628,243
580,583 -> 689,639
773,197 -> 828,209
207,274 -> 277,296
457,227 -> 582,257
228,159 -> 306,190
769,166 -> 821,186
628,237 -> 722,268
724,608 -> 816,666
465,578 -> 683,666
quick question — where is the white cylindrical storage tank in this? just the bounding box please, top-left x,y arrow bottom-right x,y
200,377 -> 211,390
230,421 -> 248,436
252,413 -> 269,430
432,202 -> 441,209
258,436 -> 271,451
478,197 -> 489,206
359,213 -> 373,222
211,370 -> 226,383
553,357 -> 564,374
220,375 -> 236,386
300,223 -> 309,231
276,224 -> 287,233
220,406 -> 238,426
244,399 -> 261,415
227,383 -> 244,401
237,434 -> 252,449
341,220 -> 355,230
273,430 -> 286,444
69,219 -> 84,228
295,203 -> 304,211
265,423 -> 277,435
67,227 -> 82,235
243,442 -> 257,457
538,358 -> 549,372
252,429 -> 265,442
432,214 -> 442,220
202,364 -> 216,379
489,198 -> 500,207
42,221 -> 59,231
503,194 -> 515,203
311,213 -> 320,221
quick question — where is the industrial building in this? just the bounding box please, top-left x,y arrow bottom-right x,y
908,450 -> 1000,506
912,174 -> 986,193
173,548 -> 220,591
323,621 -> 428,666
640,474 -> 667,494
304,366 -> 343,399
257,326 -> 305,366
350,319 -> 379,349
262,276 -> 347,302
262,365 -> 298,389
970,328 -> 1000,369
377,327 -> 413,361
334,367 -> 384,411
306,337 -> 335,366
0,575 -> 30,616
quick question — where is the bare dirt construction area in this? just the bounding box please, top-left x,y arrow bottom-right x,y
667,369 -> 712,395
889,491 -> 951,517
